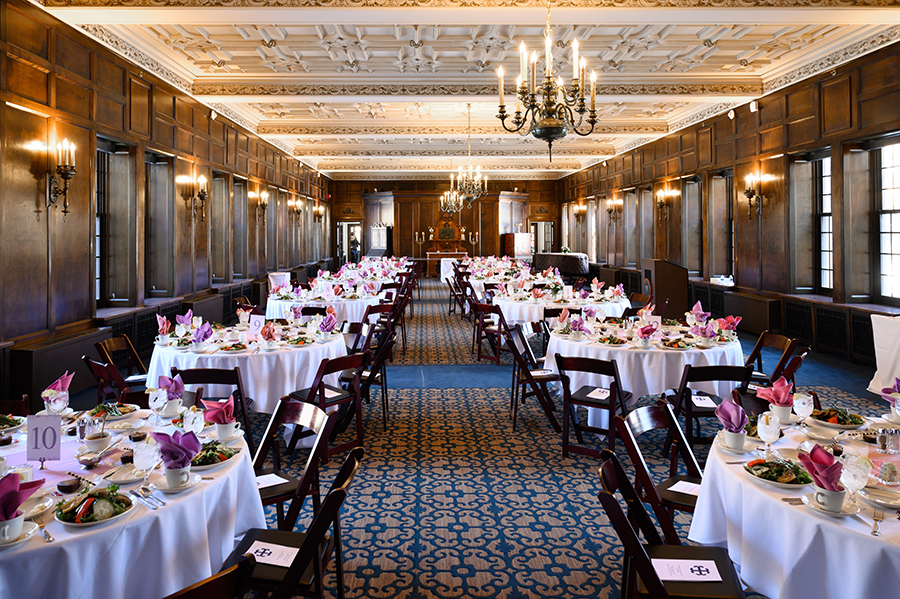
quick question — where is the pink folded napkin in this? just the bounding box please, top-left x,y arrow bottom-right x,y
192,322 -> 212,343
532,288 -> 544,299
44,371 -> 75,394
0,473 -> 45,521
610,284 -> 625,298
756,376 -> 793,407
175,309 -> 193,326
542,268 -> 553,277
715,399 -> 748,433
558,308 -> 569,324
157,315 -> 171,335
326,306 -> 337,317
317,269 -> 326,278
158,374 -> 184,401
799,444 -> 843,491
309,278 -> 318,288
260,322 -> 277,341
881,377 -> 900,407
717,315 -> 742,331
149,431 -> 201,470
636,322 -> 659,340
333,285 -> 343,296
201,396 -> 235,425
319,313 -> 338,333
637,304 -> 655,320
690,301 -> 711,323
591,277 -> 605,293
689,321 -> 718,339
517,280 -> 526,289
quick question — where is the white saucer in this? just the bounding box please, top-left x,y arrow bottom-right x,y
714,431 -> 757,455
36,407 -> 74,417
800,493 -> 861,518
881,414 -> 900,425
211,431 -> 242,444
0,523 -> 38,551
155,474 -> 202,494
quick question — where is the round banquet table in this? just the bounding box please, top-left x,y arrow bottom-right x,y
493,296 -> 631,325
542,335 -> 744,426
470,276 -> 556,295
265,295 -> 380,323
689,425 -> 900,599
440,258 -> 457,282
0,411 -> 265,599
147,336 -> 347,414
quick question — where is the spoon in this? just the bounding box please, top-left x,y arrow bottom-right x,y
76,438 -> 122,468
138,484 -> 167,507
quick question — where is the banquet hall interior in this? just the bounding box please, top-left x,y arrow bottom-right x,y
2,0 -> 900,597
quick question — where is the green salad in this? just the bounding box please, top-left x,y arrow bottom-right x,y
811,407 -> 864,425
0,413 -> 21,428
598,335 -> 626,345
55,485 -> 132,524
192,441 -> 238,467
744,459 -> 813,485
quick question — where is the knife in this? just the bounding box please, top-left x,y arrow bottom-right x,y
129,490 -> 157,511
101,464 -> 128,481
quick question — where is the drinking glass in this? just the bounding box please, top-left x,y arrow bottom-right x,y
148,389 -> 168,427
839,453 -> 869,507
43,390 -> 69,416
133,440 -> 161,487
757,412 -> 781,460
793,392 -> 814,430
686,312 -> 697,327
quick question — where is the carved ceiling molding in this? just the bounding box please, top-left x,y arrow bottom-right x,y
43,0 -> 895,7
259,124 -> 668,135
763,24 -> 900,92
668,101 -> 740,133
329,172 -> 560,181
78,24 -> 192,93
318,162 -> 581,170
292,148 -> 614,157
208,102 -> 258,133
192,82 -> 762,97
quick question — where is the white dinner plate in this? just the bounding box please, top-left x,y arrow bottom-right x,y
20,494 -> 55,519
744,464 -> 812,490
36,407 -> 74,417
800,493 -> 861,518
192,448 -> 241,471
88,405 -> 140,421
106,419 -> 146,434
0,523 -> 38,551
808,417 -> 866,431
804,428 -> 839,441
596,340 -> 628,348
105,464 -> 145,484
0,417 -> 26,435
154,473 -> 202,494
714,431 -> 757,455
859,485 -> 900,509
218,347 -> 248,354
661,344 -> 693,351
881,413 -> 900,425
55,497 -> 135,527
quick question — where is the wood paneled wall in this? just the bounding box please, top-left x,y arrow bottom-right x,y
334,179 -> 557,260
559,39 -> 900,305
0,0 -> 332,343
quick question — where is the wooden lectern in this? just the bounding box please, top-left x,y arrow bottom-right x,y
640,259 -> 688,319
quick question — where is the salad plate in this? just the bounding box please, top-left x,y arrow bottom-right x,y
54,489 -> 135,527
0,523 -> 38,551
155,474 -> 202,494
191,442 -> 241,471
808,412 -> 866,430
800,493 -> 860,518
88,403 -> 140,421
0,416 -> 26,435
218,346 -> 248,354
859,485 -> 900,509
714,431 -> 757,455
744,459 -> 813,489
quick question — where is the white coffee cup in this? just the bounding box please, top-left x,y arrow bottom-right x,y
0,513 -> 24,545
892,404 -> 900,424
265,339 -> 278,350
216,421 -> 241,442
164,466 -> 191,489
161,398 -> 183,417
697,337 -> 716,348
156,334 -> 170,345
771,404 -> 793,422
813,485 -> 846,513
0,456 -> 7,477
190,341 -> 206,352
722,430 -> 747,450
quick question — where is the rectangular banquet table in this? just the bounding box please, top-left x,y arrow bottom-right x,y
0,412 -> 266,599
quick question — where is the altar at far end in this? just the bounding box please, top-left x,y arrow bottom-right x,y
425,212 -> 471,278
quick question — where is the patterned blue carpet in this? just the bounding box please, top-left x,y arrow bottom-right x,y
249,280 -> 884,598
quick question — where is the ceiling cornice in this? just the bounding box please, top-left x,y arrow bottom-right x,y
318,161 -> 581,170
260,124 -> 668,135
41,0 -> 900,8
330,172 -> 560,181
293,148 -> 615,157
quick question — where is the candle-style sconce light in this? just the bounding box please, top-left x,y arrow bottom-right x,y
415,231 -> 427,251
744,173 -> 770,219
656,187 -> 679,224
255,190 -> 269,223
468,231 -> 479,248
573,202 -> 587,223
313,202 -> 325,223
193,175 -> 208,222
605,197 -> 622,226
49,138 -> 77,221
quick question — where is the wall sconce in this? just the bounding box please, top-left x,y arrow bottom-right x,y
415,231 -> 427,251
48,138 -> 77,221
468,231 -> 479,248
255,190 -> 269,223
744,173 -> 770,219
573,203 -> 587,222
605,198 -> 621,225
313,202 -> 325,223
656,188 -> 679,224
193,175 -> 208,222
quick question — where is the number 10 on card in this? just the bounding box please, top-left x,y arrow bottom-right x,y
27,415 -> 61,462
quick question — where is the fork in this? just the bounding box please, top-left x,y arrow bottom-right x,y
872,508 -> 884,536
35,512 -> 54,543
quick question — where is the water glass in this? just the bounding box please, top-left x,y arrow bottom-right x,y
793,392 -> 814,428
757,412 -> 781,459
43,390 -> 69,416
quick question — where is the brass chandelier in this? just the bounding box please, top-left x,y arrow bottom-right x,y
495,0 -> 597,161
440,188 -> 464,214
449,103 -> 487,208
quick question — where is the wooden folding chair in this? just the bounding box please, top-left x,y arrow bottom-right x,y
163,554 -> 256,599
81,355 -> 149,408
95,334 -> 148,387
744,330 -> 798,386
504,327 -> 561,433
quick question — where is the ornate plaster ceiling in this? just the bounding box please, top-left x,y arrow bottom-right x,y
41,1 -> 900,180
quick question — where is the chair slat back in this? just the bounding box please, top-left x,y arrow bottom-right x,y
163,554 -> 256,599
96,335 -> 146,377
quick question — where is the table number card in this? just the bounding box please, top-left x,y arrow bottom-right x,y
646,315 -> 662,328
26,415 -> 61,461
651,558 -> 722,582
249,315 -> 265,338
247,541 -> 299,568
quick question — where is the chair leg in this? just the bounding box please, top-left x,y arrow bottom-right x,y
562,399 -> 570,457
275,502 -> 285,529
571,405 -> 586,445
334,515 -> 345,599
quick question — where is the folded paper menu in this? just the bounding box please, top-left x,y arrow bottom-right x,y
692,395 -> 718,409
587,388 -> 611,400
247,541 -> 299,568
668,480 -> 702,496
651,559 -> 722,582
256,473 -> 290,490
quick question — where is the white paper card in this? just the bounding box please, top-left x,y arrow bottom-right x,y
587,388 -> 611,400
668,480 -> 702,497
324,388 -> 343,398
651,559 -> 722,582
26,415 -> 61,461
256,473 -> 290,490
692,395 -> 718,409
247,541 -> 300,568
249,315 -> 265,338
748,383 -> 762,392
646,315 -> 662,328
530,369 -> 553,376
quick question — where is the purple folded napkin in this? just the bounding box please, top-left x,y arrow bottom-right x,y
192,322 -> 212,343
636,322 -> 659,340
175,309 -> 193,326
756,376 -> 793,407
715,399 -> 748,433
798,444 -> 843,491
689,321 -> 718,339
0,473 -> 45,521
570,318 -> 589,333
583,307 -> 597,319
579,289 -> 590,299
319,313 -> 338,333
291,305 -> 303,319
150,431 -> 202,469
202,396 -> 235,425
690,301 -> 711,323
158,374 -> 184,401
882,377 -> 900,407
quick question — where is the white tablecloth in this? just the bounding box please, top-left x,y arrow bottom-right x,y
0,413 -> 265,599
147,338 -> 347,414
267,272 -> 291,289
869,314 -> 900,394
493,297 -> 631,325
689,426 -> 900,599
440,258 -> 457,282
265,296 -> 380,323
